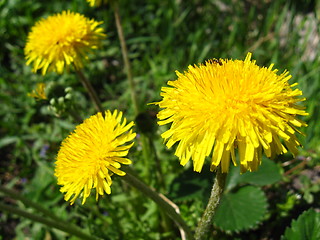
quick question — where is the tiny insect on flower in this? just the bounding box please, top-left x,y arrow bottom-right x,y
212,59 -> 223,66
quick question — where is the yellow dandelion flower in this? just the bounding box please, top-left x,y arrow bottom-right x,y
156,53 -> 308,173
86,0 -> 107,7
55,110 -> 136,205
25,11 -> 106,75
28,83 -> 47,100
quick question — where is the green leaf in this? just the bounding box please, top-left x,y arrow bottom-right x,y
282,209 -> 320,240
237,157 -> 282,186
226,157 -> 282,191
0,136 -> 19,148
213,186 -> 267,232
224,165 -> 243,192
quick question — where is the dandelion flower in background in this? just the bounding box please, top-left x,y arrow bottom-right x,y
156,53 -> 308,173
25,11 -> 106,75
86,0 -> 107,7
55,110 -> 136,205
28,83 -> 47,100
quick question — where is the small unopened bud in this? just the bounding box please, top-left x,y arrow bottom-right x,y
65,87 -> 73,93
65,93 -> 72,100
58,97 -> 64,104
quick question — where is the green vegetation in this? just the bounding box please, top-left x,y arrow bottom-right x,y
1,0 -> 319,239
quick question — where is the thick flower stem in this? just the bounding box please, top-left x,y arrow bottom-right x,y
122,169 -> 194,240
0,202 -> 98,240
111,0 -> 139,115
194,168 -> 227,240
75,68 -> 104,113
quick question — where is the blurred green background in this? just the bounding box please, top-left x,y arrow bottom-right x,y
1,0 -> 319,239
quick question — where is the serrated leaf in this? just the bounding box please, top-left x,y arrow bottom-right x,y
282,209 -> 320,240
226,157 -> 282,189
213,186 -> 267,232
237,157 -> 282,186
224,165 -> 243,192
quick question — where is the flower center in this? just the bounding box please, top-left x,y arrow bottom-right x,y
224,94 -> 253,115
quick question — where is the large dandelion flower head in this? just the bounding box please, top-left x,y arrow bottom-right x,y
25,11 -> 106,75
157,53 -> 308,173
55,110 -> 136,205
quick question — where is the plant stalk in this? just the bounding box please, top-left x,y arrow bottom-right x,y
122,169 -> 193,240
111,0 -> 139,115
194,168 -> 227,240
0,186 -> 61,223
0,202 -> 99,240
75,68 -> 104,113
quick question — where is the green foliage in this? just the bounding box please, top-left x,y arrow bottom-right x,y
226,157 -> 283,191
168,166 -> 212,202
213,186 -> 267,232
236,158 -> 283,186
282,209 -> 320,240
1,0 -> 320,239
213,158 -> 280,233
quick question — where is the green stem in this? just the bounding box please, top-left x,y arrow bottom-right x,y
0,186 -> 60,223
122,170 -> 194,240
75,68 -> 104,113
194,168 -> 227,240
149,136 -> 165,190
111,0 -> 139,115
0,202 -> 99,240
69,107 -> 83,123
110,3 -> 168,214
140,134 -> 152,182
